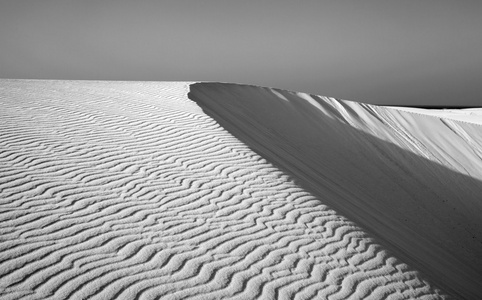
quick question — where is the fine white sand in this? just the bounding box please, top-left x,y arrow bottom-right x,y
0,80 -> 478,299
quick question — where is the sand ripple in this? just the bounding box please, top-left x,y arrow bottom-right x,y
1,80 -> 447,299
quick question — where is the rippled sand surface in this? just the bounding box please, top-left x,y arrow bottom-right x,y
2,80 -> 480,299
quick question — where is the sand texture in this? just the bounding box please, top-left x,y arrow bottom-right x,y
0,80 -> 479,299
189,83 -> 482,299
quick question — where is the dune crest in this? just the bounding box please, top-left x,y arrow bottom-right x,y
0,80 -> 474,299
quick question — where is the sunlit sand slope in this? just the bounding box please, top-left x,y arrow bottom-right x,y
0,80 -> 451,299
189,83 -> 482,299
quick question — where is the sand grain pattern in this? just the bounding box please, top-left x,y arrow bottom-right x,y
0,80 -> 476,299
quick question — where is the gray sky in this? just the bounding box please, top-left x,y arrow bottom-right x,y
1,0 -> 481,106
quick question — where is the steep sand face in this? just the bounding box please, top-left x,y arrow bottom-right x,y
189,83 -> 482,299
0,79 -> 468,299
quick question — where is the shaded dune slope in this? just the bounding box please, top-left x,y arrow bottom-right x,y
0,80 -> 453,299
189,82 -> 482,299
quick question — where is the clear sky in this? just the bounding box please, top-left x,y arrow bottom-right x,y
1,0 -> 481,106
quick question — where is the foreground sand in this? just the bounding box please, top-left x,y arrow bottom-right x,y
0,80 -> 479,299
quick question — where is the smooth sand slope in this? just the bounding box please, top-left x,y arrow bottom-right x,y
0,80 -> 477,299
189,83 -> 482,299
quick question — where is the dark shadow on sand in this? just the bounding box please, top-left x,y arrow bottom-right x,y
188,82 -> 482,299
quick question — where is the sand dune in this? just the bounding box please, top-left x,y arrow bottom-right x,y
0,80 -> 478,299
189,83 -> 482,299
